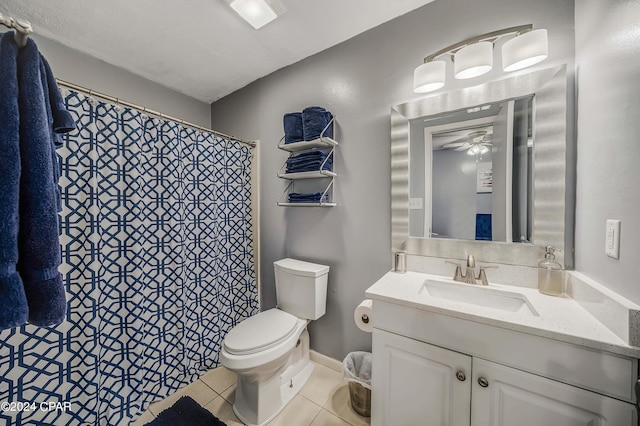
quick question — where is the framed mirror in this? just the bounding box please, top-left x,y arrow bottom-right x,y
391,65 -> 572,267
410,95 -> 534,242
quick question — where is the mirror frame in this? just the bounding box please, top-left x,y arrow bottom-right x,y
391,65 -> 571,267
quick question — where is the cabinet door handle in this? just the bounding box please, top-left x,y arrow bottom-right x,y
456,371 -> 466,381
478,377 -> 489,388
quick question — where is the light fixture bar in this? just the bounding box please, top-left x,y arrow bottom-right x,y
422,24 -> 533,63
413,24 -> 546,94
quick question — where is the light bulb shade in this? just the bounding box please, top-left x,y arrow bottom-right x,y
454,41 -> 493,79
502,29 -> 548,72
467,145 -> 481,155
413,61 -> 446,93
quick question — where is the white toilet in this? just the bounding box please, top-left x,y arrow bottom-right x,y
220,258 -> 329,426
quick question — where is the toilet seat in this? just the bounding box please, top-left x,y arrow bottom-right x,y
223,309 -> 300,355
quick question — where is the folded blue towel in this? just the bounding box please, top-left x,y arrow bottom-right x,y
289,149 -> 328,160
286,157 -> 333,165
287,154 -> 329,164
286,150 -> 333,171
286,156 -> 332,166
286,160 -> 333,173
288,192 -> 328,203
283,112 -> 304,144
16,37 -> 71,327
287,157 -> 331,166
302,106 -> 333,141
0,32 -> 29,330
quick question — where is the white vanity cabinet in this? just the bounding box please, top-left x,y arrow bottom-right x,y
372,329 -> 471,426
371,301 -> 639,426
471,357 -> 635,425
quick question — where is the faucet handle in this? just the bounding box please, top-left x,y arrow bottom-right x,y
476,265 -> 498,285
445,260 -> 463,281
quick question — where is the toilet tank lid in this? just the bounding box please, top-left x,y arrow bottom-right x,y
274,258 -> 330,278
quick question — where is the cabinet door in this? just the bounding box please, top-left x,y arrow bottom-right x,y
471,358 -> 637,426
372,329 -> 472,426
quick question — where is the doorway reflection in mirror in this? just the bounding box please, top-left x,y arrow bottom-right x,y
409,95 -> 533,243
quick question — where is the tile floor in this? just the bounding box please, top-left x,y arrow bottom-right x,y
131,361 -> 371,426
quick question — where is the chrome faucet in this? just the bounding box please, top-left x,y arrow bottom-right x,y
463,254 -> 476,284
445,254 -> 496,285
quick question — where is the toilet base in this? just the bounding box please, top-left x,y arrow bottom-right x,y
233,362 -> 314,426
231,329 -> 314,426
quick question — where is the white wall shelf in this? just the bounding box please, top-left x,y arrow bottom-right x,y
277,202 -> 338,207
277,179 -> 336,207
278,137 -> 338,152
277,117 -> 338,207
277,170 -> 337,179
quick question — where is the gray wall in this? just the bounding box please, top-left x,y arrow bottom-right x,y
211,0 -> 575,360
432,150 -> 491,240
32,35 -> 211,127
574,1 -> 640,304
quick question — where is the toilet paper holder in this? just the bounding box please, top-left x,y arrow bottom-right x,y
354,299 -> 374,332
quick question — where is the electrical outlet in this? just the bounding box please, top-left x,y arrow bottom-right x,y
605,219 -> 621,259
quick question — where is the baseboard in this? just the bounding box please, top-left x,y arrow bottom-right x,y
310,350 -> 342,372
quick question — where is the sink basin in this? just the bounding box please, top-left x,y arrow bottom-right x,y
423,280 -> 539,316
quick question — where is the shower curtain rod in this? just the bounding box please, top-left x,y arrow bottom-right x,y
0,12 -> 33,48
57,80 -> 256,148
1,12 -> 254,147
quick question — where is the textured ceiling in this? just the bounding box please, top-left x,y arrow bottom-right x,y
0,0 -> 435,103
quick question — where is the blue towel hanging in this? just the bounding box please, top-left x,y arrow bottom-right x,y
0,32 -> 75,330
0,32 -> 29,330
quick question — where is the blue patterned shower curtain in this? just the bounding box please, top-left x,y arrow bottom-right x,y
0,89 -> 258,425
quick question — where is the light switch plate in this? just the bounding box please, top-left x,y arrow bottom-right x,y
605,219 -> 621,259
409,198 -> 423,210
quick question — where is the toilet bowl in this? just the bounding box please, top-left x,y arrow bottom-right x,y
220,309 -> 312,425
220,258 -> 329,426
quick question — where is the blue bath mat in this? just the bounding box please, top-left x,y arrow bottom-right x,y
145,396 -> 226,426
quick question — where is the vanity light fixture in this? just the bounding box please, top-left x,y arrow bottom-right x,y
413,25 -> 548,93
454,41 -> 493,79
502,29 -> 548,72
226,0 -> 286,29
414,61 -> 446,93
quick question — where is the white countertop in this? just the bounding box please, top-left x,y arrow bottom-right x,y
365,271 -> 640,358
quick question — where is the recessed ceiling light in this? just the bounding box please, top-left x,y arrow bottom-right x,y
228,0 -> 286,29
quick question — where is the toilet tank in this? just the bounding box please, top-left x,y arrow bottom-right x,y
274,258 -> 329,320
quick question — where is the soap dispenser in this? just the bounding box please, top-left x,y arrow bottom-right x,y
538,245 -> 563,296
